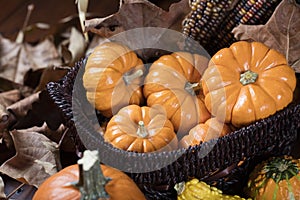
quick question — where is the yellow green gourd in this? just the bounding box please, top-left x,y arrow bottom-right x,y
175,178 -> 250,200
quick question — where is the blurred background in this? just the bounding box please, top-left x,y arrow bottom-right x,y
0,0 -> 179,42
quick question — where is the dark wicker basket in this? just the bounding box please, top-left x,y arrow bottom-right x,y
46,58 -> 300,199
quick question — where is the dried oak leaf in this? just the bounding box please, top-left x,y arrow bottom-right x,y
0,130 -> 15,166
0,176 -> 5,199
23,123 -> 75,152
232,0 -> 300,71
0,78 -> 33,98
8,90 -> 65,131
24,65 -> 70,92
58,27 -> 87,66
7,92 -> 40,122
0,34 -> 62,84
85,0 -> 190,36
84,0 -> 190,61
0,90 -> 23,132
0,129 -> 60,187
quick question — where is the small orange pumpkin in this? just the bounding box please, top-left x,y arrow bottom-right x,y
202,41 -> 296,127
33,150 -> 146,200
104,104 -> 178,153
179,118 -> 232,148
143,52 -> 210,136
83,42 -> 145,117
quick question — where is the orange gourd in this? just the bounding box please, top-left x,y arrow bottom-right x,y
202,41 -> 296,127
143,52 -> 210,136
83,42 -> 145,117
179,118 -> 232,148
104,104 -> 178,153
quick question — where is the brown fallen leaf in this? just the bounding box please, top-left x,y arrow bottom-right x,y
7,92 -> 40,121
0,129 -> 60,187
0,106 -> 13,133
0,77 -> 33,96
0,90 -> 21,106
84,0 -> 190,61
24,65 -> 70,92
232,0 -> 300,71
0,34 -> 62,84
10,90 -> 65,131
75,0 -> 89,41
0,130 -> 15,165
0,176 -> 5,199
85,0 -> 190,36
58,27 -> 87,66
0,90 -> 23,132
23,123 -> 75,152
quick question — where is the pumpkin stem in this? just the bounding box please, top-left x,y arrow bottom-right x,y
174,181 -> 186,195
240,70 -> 258,85
264,157 -> 299,184
74,150 -> 111,200
136,121 -> 149,138
123,69 -> 144,85
185,82 -> 202,95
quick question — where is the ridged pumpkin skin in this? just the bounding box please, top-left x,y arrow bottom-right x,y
32,164 -> 146,200
143,52 -> 210,136
83,42 -> 145,117
202,41 -> 296,127
104,104 -> 178,153
247,157 -> 300,200
179,118 -> 232,148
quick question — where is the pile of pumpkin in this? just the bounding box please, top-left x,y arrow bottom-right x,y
32,41 -> 300,199
82,40 -> 296,153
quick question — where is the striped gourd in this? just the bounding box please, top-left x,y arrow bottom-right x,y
246,156 -> 300,200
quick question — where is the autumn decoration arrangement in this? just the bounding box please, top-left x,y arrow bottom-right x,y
82,40 -> 296,153
0,0 -> 299,199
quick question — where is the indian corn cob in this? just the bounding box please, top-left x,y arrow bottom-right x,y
183,0 -> 282,55
183,0 -> 234,53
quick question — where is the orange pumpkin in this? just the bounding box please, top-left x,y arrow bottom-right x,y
179,118 -> 232,148
83,42 -> 145,117
33,151 -> 146,200
143,52 -> 210,136
202,41 -> 296,127
104,104 -> 178,153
